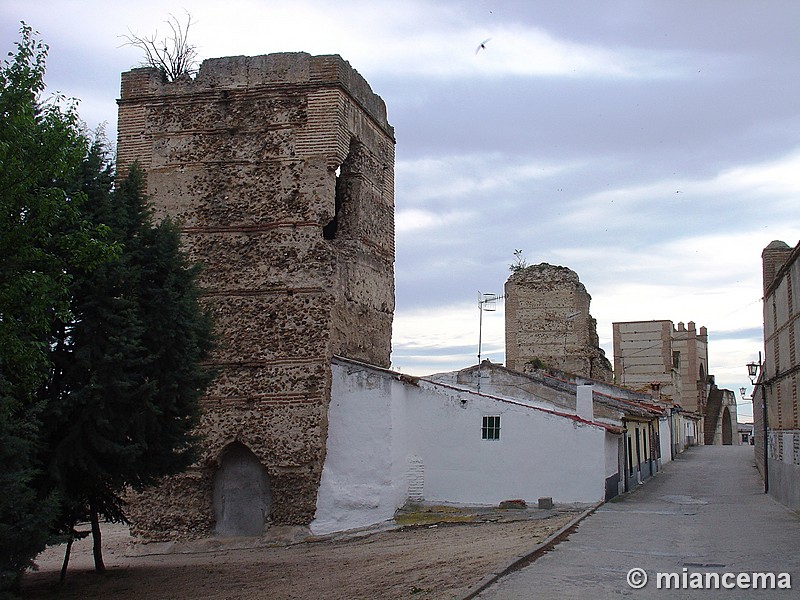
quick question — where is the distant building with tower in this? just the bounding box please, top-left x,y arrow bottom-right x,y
612,320 -> 708,414
612,319 -> 738,446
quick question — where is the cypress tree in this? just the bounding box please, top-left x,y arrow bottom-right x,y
41,158 -> 214,575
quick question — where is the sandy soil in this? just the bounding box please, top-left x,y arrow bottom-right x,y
21,507 -> 583,600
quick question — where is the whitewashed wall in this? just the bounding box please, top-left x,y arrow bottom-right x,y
406,380 -> 606,506
605,432 -> 623,498
311,360 -> 611,535
311,363 -> 409,534
604,432 -> 620,478
659,417 -> 673,464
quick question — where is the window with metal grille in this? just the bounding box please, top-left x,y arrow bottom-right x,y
481,415 -> 501,440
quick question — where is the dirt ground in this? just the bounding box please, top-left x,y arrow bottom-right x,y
21,505 -> 586,600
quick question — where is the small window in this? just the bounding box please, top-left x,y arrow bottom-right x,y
482,415 -> 501,440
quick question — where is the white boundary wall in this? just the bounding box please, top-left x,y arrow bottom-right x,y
311,361 -> 612,535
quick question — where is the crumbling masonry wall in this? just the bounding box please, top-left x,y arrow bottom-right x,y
116,53 -> 395,540
505,263 -> 612,382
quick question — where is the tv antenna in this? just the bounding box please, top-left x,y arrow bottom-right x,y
477,292 -> 504,391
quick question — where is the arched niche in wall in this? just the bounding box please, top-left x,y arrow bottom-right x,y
722,406 -> 733,445
212,441 -> 272,537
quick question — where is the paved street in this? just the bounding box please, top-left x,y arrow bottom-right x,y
477,445 -> 800,599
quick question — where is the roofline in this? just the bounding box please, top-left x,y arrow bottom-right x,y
449,361 -> 663,418
612,319 -> 674,325
764,239 -> 800,298
332,356 -> 623,434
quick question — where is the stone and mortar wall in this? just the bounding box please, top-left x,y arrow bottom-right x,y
116,53 -> 395,540
709,389 -> 739,445
505,263 -> 612,382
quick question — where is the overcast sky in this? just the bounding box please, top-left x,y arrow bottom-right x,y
4,0 -> 800,422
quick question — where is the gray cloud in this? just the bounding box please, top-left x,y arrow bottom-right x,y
3,0 -> 798,401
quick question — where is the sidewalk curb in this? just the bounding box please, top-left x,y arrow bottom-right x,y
457,502 -> 603,600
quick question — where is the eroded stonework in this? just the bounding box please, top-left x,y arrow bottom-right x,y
116,53 -> 395,540
505,263 -> 612,382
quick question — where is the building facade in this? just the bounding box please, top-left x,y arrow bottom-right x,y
116,53 -> 395,540
672,321 -> 710,415
757,239 -> 800,509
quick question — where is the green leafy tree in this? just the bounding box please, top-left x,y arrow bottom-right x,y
0,24 -> 112,594
40,158 -> 214,575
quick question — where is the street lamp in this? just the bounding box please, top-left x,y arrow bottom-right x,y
745,353 -> 768,494
747,361 -> 760,383
739,386 -> 747,399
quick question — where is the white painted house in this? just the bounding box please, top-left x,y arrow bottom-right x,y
311,357 -> 624,535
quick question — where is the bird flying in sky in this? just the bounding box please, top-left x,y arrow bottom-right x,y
475,38 -> 491,54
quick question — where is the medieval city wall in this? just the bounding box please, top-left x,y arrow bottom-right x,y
116,53 -> 395,540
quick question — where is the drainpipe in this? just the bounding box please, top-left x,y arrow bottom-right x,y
622,426 -> 629,493
669,407 -> 675,461
761,381 -> 769,494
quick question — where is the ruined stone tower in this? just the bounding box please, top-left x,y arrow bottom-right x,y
505,263 -> 612,382
116,53 -> 395,539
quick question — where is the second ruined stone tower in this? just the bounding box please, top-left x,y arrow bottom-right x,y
505,263 -> 612,382
116,53 -> 395,539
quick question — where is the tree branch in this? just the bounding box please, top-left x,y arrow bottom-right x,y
121,11 -> 198,81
